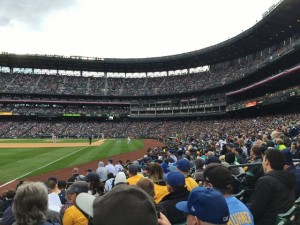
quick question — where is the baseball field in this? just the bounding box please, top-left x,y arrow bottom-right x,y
0,138 -> 163,191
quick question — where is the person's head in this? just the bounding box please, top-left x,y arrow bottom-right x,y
128,164 -> 139,176
164,171 -> 186,193
176,187 -> 229,225
206,156 -> 221,165
76,184 -> 158,225
136,178 -> 155,198
66,181 -> 89,203
114,172 -> 128,186
225,152 -> 235,164
250,145 -> 261,159
148,162 -> 164,183
263,149 -> 285,173
58,180 -> 67,189
176,158 -> 191,174
13,182 -> 48,225
283,148 -> 294,166
46,179 -> 57,191
73,167 -> 79,174
108,159 -> 113,164
194,159 -> 205,170
203,163 -> 232,195
275,138 -> 284,146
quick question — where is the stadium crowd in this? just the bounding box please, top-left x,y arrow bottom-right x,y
0,35 -> 298,97
0,34 -> 299,225
0,115 -> 300,225
0,112 -> 299,140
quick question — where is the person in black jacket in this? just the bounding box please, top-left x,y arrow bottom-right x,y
247,148 -> 296,225
157,171 -> 190,224
241,145 -> 264,202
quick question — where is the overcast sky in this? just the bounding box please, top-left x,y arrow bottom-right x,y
0,0 -> 280,59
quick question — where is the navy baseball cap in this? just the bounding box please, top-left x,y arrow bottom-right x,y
164,171 -> 185,187
176,187 -> 229,224
176,158 -> 190,172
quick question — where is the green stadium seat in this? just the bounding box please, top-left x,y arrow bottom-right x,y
233,189 -> 245,201
294,196 -> 300,207
276,206 -> 297,225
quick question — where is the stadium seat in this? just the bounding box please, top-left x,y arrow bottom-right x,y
231,175 -> 242,194
173,221 -> 186,225
233,189 -> 245,201
294,196 -> 300,207
276,206 -> 298,225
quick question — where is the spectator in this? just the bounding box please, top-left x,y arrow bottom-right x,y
193,158 -> 205,183
104,173 -> 115,193
225,152 -> 243,176
12,182 -> 60,225
283,147 -> 300,198
76,184 -> 159,225
176,187 -> 229,225
157,171 -> 190,224
176,159 -> 198,191
105,159 -> 116,176
136,178 -> 155,198
241,145 -> 264,192
148,163 -> 168,204
67,168 -> 80,188
115,160 -> 124,174
62,181 -> 89,225
96,161 -> 108,183
83,172 -> 104,196
47,176 -> 66,205
203,163 -> 254,225
247,149 -> 296,225
114,172 -> 128,187
127,164 -> 144,185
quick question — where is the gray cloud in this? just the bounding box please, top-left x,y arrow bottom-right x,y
0,0 -> 78,28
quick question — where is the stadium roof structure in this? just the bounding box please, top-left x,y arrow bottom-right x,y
0,0 -> 299,74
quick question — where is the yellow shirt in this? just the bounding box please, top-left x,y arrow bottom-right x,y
63,205 -> 88,225
127,173 -> 144,185
185,177 -> 198,191
154,183 -> 169,204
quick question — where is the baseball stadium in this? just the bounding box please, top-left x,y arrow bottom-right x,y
0,0 -> 300,225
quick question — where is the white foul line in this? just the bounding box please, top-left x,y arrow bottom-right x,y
0,146 -> 89,188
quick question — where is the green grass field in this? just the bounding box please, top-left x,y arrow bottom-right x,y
0,139 -> 94,143
0,139 -> 144,184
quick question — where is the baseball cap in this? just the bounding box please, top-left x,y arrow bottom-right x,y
114,172 -> 127,185
164,171 -> 185,187
176,158 -> 190,172
66,181 -> 89,195
108,159 -> 113,163
206,156 -> 221,165
168,149 -> 174,154
176,187 -> 229,224
203,163 -> 232,190
85,172 -> 100,182
86,168 -> 93,173
76,184 -> 157,225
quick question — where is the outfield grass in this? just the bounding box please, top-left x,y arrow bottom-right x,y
0,138 -> 95,143
0,139 -> 143,184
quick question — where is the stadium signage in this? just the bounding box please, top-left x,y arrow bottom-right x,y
145,104 -> 213,111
